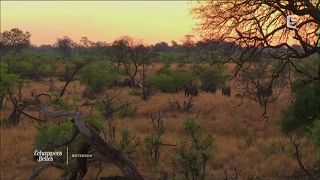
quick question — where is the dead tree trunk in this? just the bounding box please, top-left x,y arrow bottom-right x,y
20,99 -> 146,180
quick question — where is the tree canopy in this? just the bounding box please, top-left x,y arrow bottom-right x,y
191,0 -> 319,83
0,28 -> 31,55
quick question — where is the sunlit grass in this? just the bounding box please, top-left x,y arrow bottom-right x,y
0,71 -> 318,179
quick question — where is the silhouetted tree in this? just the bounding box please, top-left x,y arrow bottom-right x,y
153,41 -> 170,53
37,44 -> 54,52
181,34 -> 195,61
111,36 -> 131,71
115,36 -> 158,88
0,28 -> 31,56
1,28 -> 31,74
191,1 -> 319,83
191,0 -> 320,118
54,36 -> 75,61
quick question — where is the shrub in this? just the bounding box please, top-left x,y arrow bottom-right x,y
281,82 -> 320,134
260,139 -> 278,158
307,117 -> 320,147
33,116 -> 104,158
118,103 -> 138,118
148,67 -> 197,93
79,61 -> 118,94
33,120 -> 82,155
173,117 -> 215,180
198,66 -> 229,89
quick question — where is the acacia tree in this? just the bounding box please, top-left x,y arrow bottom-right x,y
114,36 -> 158,88
191,0 -> 319,117
0,28 -> 31,74
127,40 -> 158,88
54,36 -> 75,61
0,28 -> 31,56
181,34 -> 196,61
111,36 -> 131,71
52,36 -> 82,91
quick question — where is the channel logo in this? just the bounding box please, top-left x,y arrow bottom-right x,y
286,15 -> 298,29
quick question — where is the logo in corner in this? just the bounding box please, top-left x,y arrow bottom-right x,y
286,15 -> 298,29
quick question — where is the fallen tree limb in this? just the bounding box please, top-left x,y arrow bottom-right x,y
19,99 -> 146,180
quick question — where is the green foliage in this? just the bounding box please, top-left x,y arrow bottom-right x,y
0,65 -> 19,108
307,117 -> 320,147
1,28 -> 31,55
33,116 -> 104,161
291,55 -> 319,79
51,92 -> 76,110
96,93 -> 136,119
4,49 -> 51,79
291,79 -> 307,93
113,128 -> 140,155
148,66 -> 197,92
127,89 -> 137,96
120,128 -> 131,148
281,82 -> 320,134
143,116 -> 166,164
244,134 -> 257,148
84,115 -> 105,133
33,120 -> 83,155
143,135 -> 153,157
118,103 -> 138,118
174,117 -> 214,180
190,64 -> 206,77
79,61 -> 118,94
156,52 -> 184,64
0,66 -> 20,88
117,67 -> 128,76
260,139 -> 278,158
199,66 -> 228,88
148,74 -> 175,92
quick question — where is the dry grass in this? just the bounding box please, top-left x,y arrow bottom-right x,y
0,76 -> 318,180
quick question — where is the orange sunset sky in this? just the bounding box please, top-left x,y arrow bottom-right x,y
1,1 -> 198,46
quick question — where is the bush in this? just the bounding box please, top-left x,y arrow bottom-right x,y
307,117 -> 320,147
173,117 -> 214,179
281,82 -> 320,134
158,52 -> 184,64
84,115 -> 105,132
118,103 -> 138,118
33,116 -> 104,157
199,67 -> 229,89
148,67 -> 197,93
79,61 -> 118,94
190,64 -> 206,77
33,120 -> 81,155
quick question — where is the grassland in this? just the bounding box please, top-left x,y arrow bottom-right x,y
0,65 -> 318,180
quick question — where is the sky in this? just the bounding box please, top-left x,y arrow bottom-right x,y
1,1 -> 198,46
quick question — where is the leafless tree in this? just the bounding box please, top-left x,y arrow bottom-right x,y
115,36 -> 158,88
134,59 -> 156,101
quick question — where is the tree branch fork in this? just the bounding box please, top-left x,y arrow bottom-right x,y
19,99 -> 146,180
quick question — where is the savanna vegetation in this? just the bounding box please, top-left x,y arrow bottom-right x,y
1,1 -> 319,180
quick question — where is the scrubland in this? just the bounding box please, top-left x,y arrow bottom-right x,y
0,75 -> 317,180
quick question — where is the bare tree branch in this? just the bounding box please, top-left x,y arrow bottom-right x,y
19,99 -> 146,180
